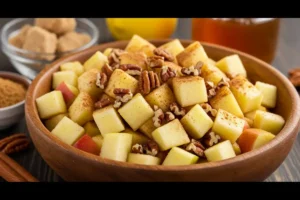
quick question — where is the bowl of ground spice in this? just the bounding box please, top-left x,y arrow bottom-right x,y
0,71 -> 31,130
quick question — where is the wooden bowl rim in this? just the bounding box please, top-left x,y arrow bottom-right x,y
25,39 -> 300,171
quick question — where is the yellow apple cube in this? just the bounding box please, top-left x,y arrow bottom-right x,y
245,106 -> 267,120
51,116 -> 85,145
92,135 -> 104,149
158,39 -> 184,63
122,128 -> 149,145
152,119 -> 190,151
100,133 -> 132,162
44,113 -> 68,131
145,84 -> 176,112
176,41 -> 208,68
105,69 -> 139,98
253,110 -> 285,134
216,54 -> 247,77
52,71 -> 78,89
162,147 -> 199,166
103,48 -> 113,56
93,105 -> 125,135
118,93 -> 154,131
125,34 -> 156,57
209,86 -> 244,118
204,140 -> 236,162
230,75 -> 263,113
255,81 -> 277,108
36,91 -> 67,119
127,153 -> 161,165
84,121 -> 101,137
68,92 -> 94,126
78,68 -> 103,98
212,109 -> 245,144
60,61 -> 84,76
139,119 -> 156,139
119,52 -> 148,70
201,63 -> 227,85
172,76 -> 207,107
83,51 -> 108,71
180,104 -> 213,139
232,142 -> 241,155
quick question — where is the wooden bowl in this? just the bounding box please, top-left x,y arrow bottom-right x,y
25,40 -> 300,182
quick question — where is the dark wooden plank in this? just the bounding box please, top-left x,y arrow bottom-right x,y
0,18 -> 299,182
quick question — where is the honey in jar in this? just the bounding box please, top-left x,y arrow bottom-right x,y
192,18 -> 280,63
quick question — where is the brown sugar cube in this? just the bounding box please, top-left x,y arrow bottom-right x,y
9,24 -> 33,48
22,26 -> 57,60
57,32 -> 91,53
34,18 -> 76,35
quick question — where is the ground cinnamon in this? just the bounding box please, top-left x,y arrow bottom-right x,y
0,77 -> 27,108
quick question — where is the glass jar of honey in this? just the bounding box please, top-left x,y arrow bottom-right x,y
192,18 -> 280,63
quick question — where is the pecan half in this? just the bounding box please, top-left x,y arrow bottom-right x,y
184,139 -> 206,157
200,103 -> 218,118
169,102 -> 186,118
216,77 -> 230,90
153,105 -> 165,127
202,132 -> 221,147
108,48 -> 125,69
95,97 -> 113,109
131,141 -> 159,156
131,144 -> 143,154
147,55 -> 164,69
0,133 -> 30,155
153,48 -> 174,62
139,71 -> 160,95
161,66 -> 176,83
96,72 -> 108,89
205,81 -> 217,99
181,61 -> 203,76
102,63 -> 114,78
165,111 -> 175,122
119,64 -> 142,76
288,68 -> 300,87
113,88 -> 133,108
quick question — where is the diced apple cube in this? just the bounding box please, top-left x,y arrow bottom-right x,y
36,91 -> 67,119
172,76 -> 207,107
255,81 -> 277,108
83,51 -> 108,71
232,142 -> 241,155
119,52 -> 148,70
118,93 -> 154,131
68,92 -> 94,126
78,68 -> 103,98
180,104 -> 213,139
253,110 -> 285,134
201,63 -> 227,85
139,119 -> 156,139
56,82 -> 79,107
52,71 -> 78,89
60,61 -> 84,76
204,140 -> 236,162
209,86 -> 244,118
73,134 -> 100,155
125,34 -> 156,57
51,116 -> 84,145
245,106 -> 268,120
230,75 -> 263,113
176,41 -> 208,68
92,135 -> 104,149
105,69 -> 139,98
152,119 -> 190,151
162,147 -> 199,166
93,105 -> 125,135
158,39 -> 184,63
44,113 -> 68,131
100,133 -> 132,162
238,128 -> 275,153
127,153 -> 161,165
84,121 -> 101,137
216,54 -> 247,77
212,109 -> 245,144
103,48 -> 113,56
207,58 -> 216,65
145,83 -> 176,112
122,128 -> 149,145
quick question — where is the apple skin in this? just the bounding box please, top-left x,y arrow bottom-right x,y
237,128 -> 275,153
73,134 -> 100,155
56,82 -> 78,106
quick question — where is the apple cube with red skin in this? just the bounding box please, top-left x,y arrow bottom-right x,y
238,128 -> 275,153
56,82 -> 79,106
73,134 -> 100,155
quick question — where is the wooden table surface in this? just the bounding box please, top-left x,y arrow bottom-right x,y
0,18 -> 299,182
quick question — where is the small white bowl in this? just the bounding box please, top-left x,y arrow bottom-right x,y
0,71 -> 31,130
